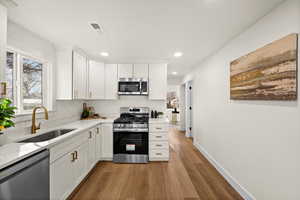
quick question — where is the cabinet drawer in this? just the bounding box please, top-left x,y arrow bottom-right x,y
149,133 -> 168,141
149,141 -> 169,149
149,123 -> 168,132
149,149 -> 169,160
50,132 -> 88,163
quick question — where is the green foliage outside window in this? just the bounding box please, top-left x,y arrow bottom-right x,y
0,98 -> 17,132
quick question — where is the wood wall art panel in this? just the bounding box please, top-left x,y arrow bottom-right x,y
230,33 -> 298,100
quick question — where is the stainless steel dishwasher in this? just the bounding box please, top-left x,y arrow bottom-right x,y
0,150 -> 49,200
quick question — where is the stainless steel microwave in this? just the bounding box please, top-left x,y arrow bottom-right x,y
118,78 -> 148,95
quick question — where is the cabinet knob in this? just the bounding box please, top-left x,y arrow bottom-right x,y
156,153 -> 162,156
156,144 -> 162,147
97,128 -> 100,134
89,131 -> 92,139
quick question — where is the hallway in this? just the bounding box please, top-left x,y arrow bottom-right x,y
70,128 -> 242,200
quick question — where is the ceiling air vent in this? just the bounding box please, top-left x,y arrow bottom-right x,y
90,23 -> 104,34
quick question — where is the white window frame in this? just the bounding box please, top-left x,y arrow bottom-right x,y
6,46 -> 53,115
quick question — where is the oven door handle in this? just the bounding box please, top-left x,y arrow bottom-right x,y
113,129 -> 149,133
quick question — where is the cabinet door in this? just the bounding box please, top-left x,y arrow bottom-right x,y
73,51 -> 88,99
95,126 -> 102,160
101,123 -> 113,160
149,64 -> 167,100
118,64 -> 133,78
133,64 -> 148,79
74,141 -> 89,185
50,152 -> 75,200
105,64 -> 118,100
56,49 -> 73,100
87,129 -> 96,170
88,60 -> 105,99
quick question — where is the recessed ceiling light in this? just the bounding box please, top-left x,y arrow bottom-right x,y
174,52 -> 183,58
100,52 -> 109,57
172,71 -> 178,75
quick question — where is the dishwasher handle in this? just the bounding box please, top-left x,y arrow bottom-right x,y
0,150 -> 49,181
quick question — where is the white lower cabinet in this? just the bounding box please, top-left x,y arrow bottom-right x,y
149,122 -> 169,161
101,123 -> 113,160
50,123 -> 113,200
50,140 -> 88,200
73,142 -> 89,186
95,126 -> 102,160
50,150 -> 75,200
87,128 -> 97,171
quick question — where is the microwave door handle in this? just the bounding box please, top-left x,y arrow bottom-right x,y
140,80 -> 142,94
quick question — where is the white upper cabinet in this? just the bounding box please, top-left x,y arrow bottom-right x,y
56,49 -> 73,100
88,60 -> 105,99
118,64 -> 133,78
73,51 -> 88,99
105,64 -> 118,100
149,64 -> 167,100
133,64 -> 149,79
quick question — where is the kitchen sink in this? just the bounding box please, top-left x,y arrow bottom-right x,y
18,129 -> 76,143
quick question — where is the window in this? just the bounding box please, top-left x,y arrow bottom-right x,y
5,52 -> 14,100
5,49 -> 51,114
22,57 -> 43,110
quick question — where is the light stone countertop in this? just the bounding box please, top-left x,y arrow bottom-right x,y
0,118 -> 115,170
149,117 -> 169,124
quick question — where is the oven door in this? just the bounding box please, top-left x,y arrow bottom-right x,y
118,79 -> 141,95
113,131 -> 148,163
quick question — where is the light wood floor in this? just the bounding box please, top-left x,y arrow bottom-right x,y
70,128 -> 243,200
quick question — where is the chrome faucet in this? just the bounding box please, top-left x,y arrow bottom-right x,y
31,106 -> 49,134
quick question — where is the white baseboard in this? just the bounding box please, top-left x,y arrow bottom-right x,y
193,141 -> 256,200
101,157 -> 113,161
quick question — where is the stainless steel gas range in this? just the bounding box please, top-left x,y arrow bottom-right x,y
113,107 -> 149,163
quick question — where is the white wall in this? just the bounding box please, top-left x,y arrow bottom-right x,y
167,77 -> 182,85
89,97 -> 166,117
0,4 -> 7,82
184,1 -> 300,199
4,21 -> 83,137
167,85 -> 180,95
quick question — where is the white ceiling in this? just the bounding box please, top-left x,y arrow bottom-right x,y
7,0 -> 284,79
